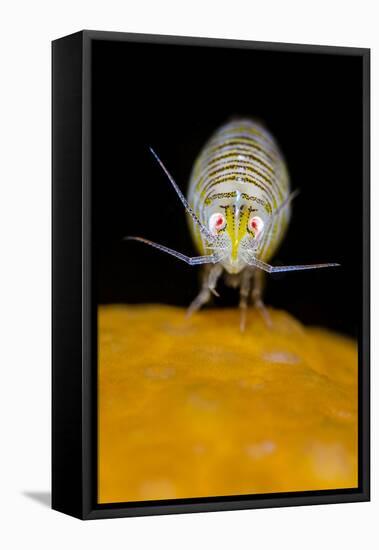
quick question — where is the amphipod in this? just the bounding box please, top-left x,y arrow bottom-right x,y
126,119 -> 339,330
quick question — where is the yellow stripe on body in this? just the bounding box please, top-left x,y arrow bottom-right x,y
224,205 -> 250,261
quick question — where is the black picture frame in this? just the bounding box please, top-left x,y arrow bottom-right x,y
52,30 -> 370,520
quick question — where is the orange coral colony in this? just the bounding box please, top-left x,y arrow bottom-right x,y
98,305 -> 358,503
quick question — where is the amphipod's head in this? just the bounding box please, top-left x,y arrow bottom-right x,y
206,192 -> 268,274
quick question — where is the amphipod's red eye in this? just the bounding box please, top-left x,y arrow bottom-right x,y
209,212 -> 226,235
249,216 -> 264,237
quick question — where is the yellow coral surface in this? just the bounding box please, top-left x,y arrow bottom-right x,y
98,305 -> 358,503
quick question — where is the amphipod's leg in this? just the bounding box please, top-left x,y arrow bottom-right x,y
187,263 -> 223,317
251,269 -> 272,327
239,268 -> 253,332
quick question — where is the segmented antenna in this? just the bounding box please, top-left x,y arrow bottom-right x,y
149,147 -> 215,243
124,236 -> 220,265
248,255 -> 340,273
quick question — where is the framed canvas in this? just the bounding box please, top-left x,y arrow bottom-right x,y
52,30 -> 370,519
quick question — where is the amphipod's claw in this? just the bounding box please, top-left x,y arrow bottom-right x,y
186,289 -> 211,318
255,299 -> 273,328
240,307 -> 247,333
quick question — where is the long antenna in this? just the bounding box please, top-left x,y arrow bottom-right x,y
149,147 -> 215,243
124,236 -> 220,265
248,256 -> 340,273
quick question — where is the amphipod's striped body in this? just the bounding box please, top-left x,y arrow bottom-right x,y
126,118 -> 338,330
187,119 -> 291,274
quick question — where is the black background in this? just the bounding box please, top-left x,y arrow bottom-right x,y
92,39 -> 363,337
